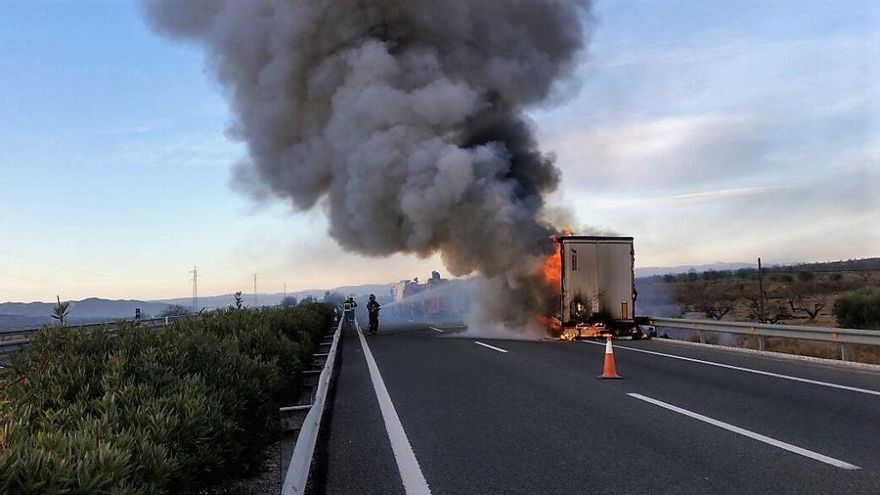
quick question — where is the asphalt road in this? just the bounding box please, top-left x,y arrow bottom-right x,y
321,319 -> 880,494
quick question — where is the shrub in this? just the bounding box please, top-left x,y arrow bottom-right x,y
0,305 -> 333,494
796,271 -> 815,282
833,288 -> 880,329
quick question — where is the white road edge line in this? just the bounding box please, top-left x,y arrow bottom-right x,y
474,341 -> 508,353
628,393 -> 861,470
583,341 -> 880,397
429,326 -> 445,333
356,321 -> 432,494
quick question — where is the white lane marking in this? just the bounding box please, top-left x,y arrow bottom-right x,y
355,321 -> 432,495
429,326 -> 444,333
628,393 -> 861,470
474,341 -> 508,353
583,341 -> 880,397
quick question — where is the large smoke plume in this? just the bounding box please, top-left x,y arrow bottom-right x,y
143,0 -> 592,330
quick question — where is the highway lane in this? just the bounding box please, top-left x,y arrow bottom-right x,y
321,324 -> 406,495
322,321 -> 880,494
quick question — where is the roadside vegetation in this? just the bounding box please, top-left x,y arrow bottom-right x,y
833,287 -> 880,330
0,304 -> 333,495
636,257 -> 880,364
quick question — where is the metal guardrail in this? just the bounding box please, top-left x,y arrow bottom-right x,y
0,315 -> 196,361
647,317 -> 880,361
281,317 -> 344,495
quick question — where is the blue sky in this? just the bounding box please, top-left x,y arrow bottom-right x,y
1,0 -> 877,302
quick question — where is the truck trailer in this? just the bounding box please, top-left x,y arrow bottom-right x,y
553,236 -> 647,339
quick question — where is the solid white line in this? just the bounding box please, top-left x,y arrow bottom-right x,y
356,322 -> 432,495
628,393 -> 861,470
474,341 -> 508,353
583,341 -> 880,397
429,326 -> 444,333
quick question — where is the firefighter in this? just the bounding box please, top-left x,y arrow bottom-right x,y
366,294 -> 381,335
342,295 -> 357,329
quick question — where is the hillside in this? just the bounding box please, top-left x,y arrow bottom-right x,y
636,257 -> 880,327
157,284 -> 393,310
0,283 -> 396,330
635,262 -> 754,278
0,298 -> 171,319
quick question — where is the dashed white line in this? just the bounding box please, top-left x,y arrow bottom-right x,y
583,341 -> 880,397
356,322 -> 432,494
628,393 -> 861,470
429,326 -> 445,333
475,341 -> 508,353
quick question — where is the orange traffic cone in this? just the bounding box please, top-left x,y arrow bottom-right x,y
598,335 -> 622,379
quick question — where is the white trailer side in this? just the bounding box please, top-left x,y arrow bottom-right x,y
559,236 -> 635,327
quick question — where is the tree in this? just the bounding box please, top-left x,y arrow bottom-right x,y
161,304 -> 191,317
770,273 -> 794,283
701,270 -> 730,282
51,295 -> 70,327
280,295 -> 298,307
796,271 -> 815,282
299,295 -> 316,306
833,288 -> 880,329
743,293 -> 763,322
739,284 -> 790,324
697,300 -> 734,320
764,300 -> 793,324
232,291 -> 244,309
787,295 -> 825,321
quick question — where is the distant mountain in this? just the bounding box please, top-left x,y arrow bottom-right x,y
0,298 -> 173,330
157,283 -> 394,310
786,257 -> 880,272
157,290 -> 324,310
0,298 -> 170,319
0,282 -> 397,330
635,262 -> 755,278
635,257 -> 880,278
325,283 -> 395,298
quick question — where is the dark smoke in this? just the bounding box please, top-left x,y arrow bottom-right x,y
142,0 -> 592,332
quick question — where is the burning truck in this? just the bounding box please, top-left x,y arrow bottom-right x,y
392,272 -> 470,319
545,236 -> 650,340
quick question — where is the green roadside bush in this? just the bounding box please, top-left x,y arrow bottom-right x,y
0,304 -> 334,494
833,287 -> 880,330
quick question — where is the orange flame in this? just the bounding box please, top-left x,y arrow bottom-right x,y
542,228 -> 574,340
542,242 -> 562,288
542,228 -> 572,289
